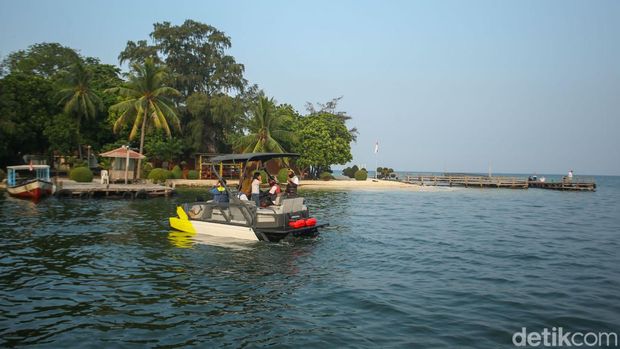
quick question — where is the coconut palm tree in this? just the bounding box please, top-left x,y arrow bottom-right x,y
56,61 -> 104,157
235,96 -> 294,153
105,58 -> 180,178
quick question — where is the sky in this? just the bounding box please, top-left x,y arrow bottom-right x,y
1,0 -> 619,175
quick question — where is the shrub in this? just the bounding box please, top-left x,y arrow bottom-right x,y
277,168 -> 289,183
343,165 -> 359,178
70,167 -> 94,183
0,169 -> 6,182
188,170 -> 199,180
354,169 -> 368,181
171,165 -> 182,179
148,168 -> 173,183
142,162 -> 154,179
320,172 -> 334,181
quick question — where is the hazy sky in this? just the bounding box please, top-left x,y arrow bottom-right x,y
1,0 -> 619,175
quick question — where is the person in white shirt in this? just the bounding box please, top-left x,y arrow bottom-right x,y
251,172 -> 262,206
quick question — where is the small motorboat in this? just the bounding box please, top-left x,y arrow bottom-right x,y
6,164 -> 53,200
169,153 -> 328,242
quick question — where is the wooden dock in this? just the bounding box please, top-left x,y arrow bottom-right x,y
528,178 -> 596,192
404,175 -> 529,189
404,174 -> 597,191
54,182 -> 175,199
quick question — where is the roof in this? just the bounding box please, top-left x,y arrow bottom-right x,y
100,147 -> 146,159
7,165 -> 50,170
211,152 -> 299,163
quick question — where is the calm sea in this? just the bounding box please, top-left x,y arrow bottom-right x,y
1,176 -> 619,348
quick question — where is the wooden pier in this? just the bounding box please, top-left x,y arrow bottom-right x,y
54,182 -> 175,199
528,178 -> 596,191
404,175 -> 529,189
404,174 -> 597,191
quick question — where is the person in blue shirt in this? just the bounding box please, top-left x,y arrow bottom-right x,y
210,179 -> 229,204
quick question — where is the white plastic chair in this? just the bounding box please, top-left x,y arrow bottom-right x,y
101,170 -> 109,184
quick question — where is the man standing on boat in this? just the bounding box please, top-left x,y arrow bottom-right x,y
286,169 -> 299,197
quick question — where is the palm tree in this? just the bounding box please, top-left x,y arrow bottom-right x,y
106,58 -> 181,178
56,61 -> 103,157
235,96 -> 294,153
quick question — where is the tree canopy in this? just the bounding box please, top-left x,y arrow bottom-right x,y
295,113 -> 353,178
119,20 -> 246,96
0,20 -> 358,175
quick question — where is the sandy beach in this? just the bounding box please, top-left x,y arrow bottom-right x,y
167,178 -> 451,192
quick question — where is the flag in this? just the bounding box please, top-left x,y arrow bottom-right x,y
374,141 -> 379,154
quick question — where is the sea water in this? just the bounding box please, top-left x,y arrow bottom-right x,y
1,176 -> 619,348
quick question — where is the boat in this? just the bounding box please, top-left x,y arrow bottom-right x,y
6,164 -> 53,200
169,153 -> 328,242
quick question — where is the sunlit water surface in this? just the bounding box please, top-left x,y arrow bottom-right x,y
1,177 -> 619,348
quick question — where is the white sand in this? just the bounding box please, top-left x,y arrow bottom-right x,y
168,178 -> 454,192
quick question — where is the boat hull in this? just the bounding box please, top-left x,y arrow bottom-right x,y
169,205 -> 326,242
170,217 -> 260,241
7,179 -> 53,200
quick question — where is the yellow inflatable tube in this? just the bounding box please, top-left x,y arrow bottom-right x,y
169,206 -> 196,234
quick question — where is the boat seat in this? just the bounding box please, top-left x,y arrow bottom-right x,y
268,198 -> 304,214
273,193 -> 283,206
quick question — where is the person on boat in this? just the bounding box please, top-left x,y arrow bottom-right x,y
251,172 -> 262,206
568,169 -> 573,180
210,180 -> 229,204
267,179 -> 281,204
285,169 -> 299,197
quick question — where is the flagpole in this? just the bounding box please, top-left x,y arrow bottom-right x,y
374,141 -> 379,179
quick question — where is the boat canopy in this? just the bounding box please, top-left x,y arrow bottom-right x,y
211,153 -> 299,163
6,165 -> 50,186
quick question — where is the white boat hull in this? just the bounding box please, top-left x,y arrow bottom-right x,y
190,220 -> 259,241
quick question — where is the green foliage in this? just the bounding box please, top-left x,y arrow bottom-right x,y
0,43 -> 121,167
106,58 -> 180,178
69,166 -> 93,182
354,169 -> 368,181
188,170 -> 199,180
376,166 -> 395,179
277,168 -> 289,183
0,72 -> 59,164
43,113 -> 79,154
295,113 -> 353,178
171,165 -> 182,179
1,42 -> 80,78
144,131 -> 184,163
99,157 -> 112,170
342,165 -> 359,178
320,172 -> 334,181
234,95 -> 294,153
304,96 -> 358,142
56,61 -> 104,128
148,168 -> 173,183
186,92 -> 245,153
142,162 -> 153,179
119,20 -> 246,96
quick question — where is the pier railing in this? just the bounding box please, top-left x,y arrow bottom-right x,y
403,174 -> 528,189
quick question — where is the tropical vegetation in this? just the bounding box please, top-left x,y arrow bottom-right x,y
0,20 -> 358,178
